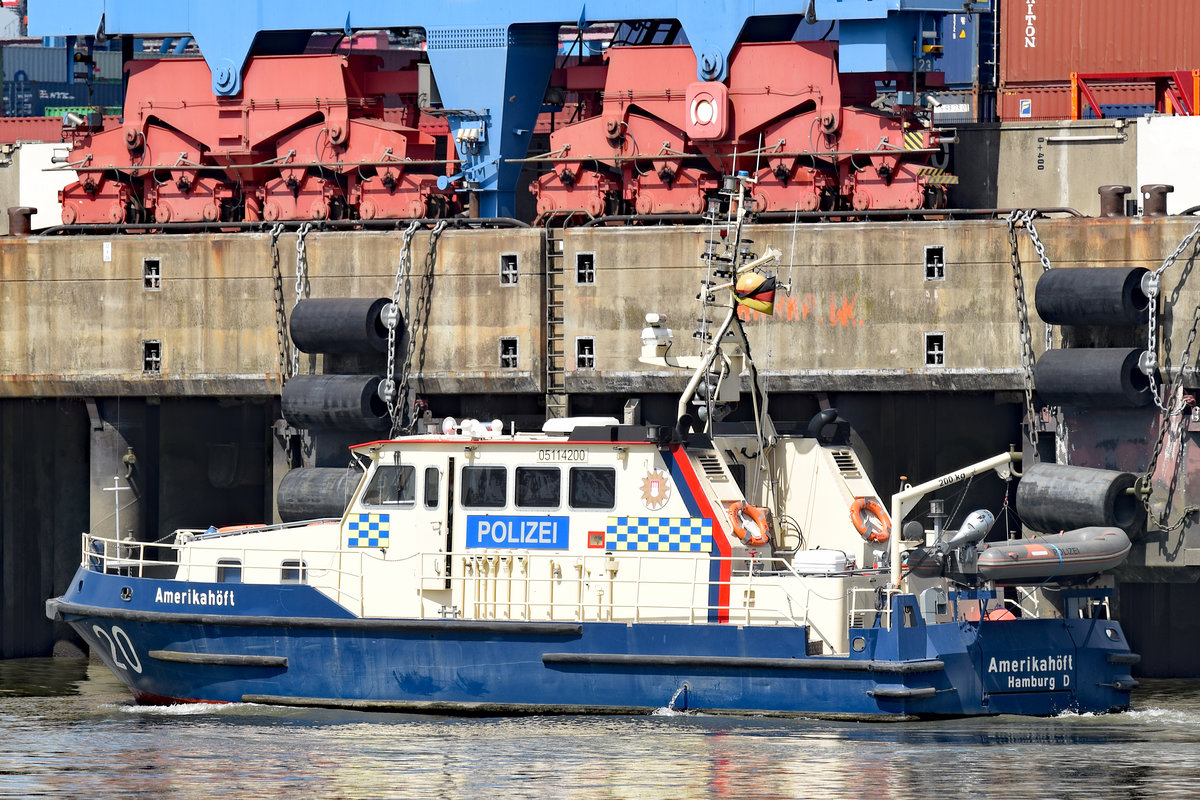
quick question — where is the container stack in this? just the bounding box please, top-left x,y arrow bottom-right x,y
998,0 -> 1200,121
2,42 -> 124,117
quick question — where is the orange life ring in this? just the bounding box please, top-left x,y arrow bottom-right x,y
849,497 -> 891,544
728,501 -> 772,547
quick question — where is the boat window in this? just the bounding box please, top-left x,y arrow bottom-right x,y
424,466 -> 440,509
516,467 -> 561,508
281,559 -> 307,585
461,466 -> 507,508
569,467 -> 616,510
217,558 -> 242,584
362,465 -> 416,506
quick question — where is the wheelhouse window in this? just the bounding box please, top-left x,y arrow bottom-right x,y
281,559 -> 307,585
516,467 -> 561,508
569,467 -> 616,509
217,559 -> 242,584
362,465 -> 416,506
461,465 -> 507,508
424,466 -> 440,509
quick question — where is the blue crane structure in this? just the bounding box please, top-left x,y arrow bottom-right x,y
28,0 -> 986,217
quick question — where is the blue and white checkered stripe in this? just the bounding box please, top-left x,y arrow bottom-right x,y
346,512 -> 390,548
605,516 -> 712,552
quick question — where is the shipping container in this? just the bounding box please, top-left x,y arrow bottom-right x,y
796,9 -> 995,88
998,81 -> 1156,122
940,10 -> 998,89
1001,0 -> 1200,85
2,45 -> 124,83
0,115 -> 66,143
929,90 -> 980,124
2,80 -> 123,117
0,113 -> 119,144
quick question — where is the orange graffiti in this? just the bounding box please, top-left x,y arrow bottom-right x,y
829,293 -> 858,326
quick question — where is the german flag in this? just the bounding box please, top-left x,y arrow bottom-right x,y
734,272 -> 777,314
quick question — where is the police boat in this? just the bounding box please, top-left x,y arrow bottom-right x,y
46,175 -> 1139,718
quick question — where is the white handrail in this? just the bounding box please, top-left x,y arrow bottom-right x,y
80,531 -> 875,633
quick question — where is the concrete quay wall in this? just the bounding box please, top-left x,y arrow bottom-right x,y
2,215 -> 1194,399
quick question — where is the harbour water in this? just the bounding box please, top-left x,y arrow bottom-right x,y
4,657 -> 1200,799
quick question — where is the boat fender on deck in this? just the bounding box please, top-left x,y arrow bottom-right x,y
727,501 -> 772,547
850,497 -> 890,543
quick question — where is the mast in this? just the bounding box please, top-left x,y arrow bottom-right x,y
668,173 -> 781,439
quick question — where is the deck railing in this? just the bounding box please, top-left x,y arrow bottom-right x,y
79,530 -> 890,650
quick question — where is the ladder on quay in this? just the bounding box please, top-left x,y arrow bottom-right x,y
544,227 -> 567,419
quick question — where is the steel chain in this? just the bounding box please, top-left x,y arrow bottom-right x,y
1145,221 -> 1200,414
1139,232 -> 1200,531
385,221 -> 423,435
1007,210 -> 1042,454
291,223 -> 313,378
268,223 -> 290,384
401,220 -> 449,434
1140,391 -> 1200,533
1022,212 -> 1055,353
1154,220 -> 1200,279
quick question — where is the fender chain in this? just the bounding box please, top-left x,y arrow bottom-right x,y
291,222 -> 313,378
1139,224 -> 1200,530
1140,389 -> 1200,533
1145,220 -> 1200,413
1020,210 -> 1055,351
1007,210 -> 1043,454
394,220 -> 449,436
269,223 -> 290,384
385,221 -> 423,435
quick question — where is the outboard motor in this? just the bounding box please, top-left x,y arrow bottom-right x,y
943,509 -> 995,583
945,510 -> 995,549
908,509 -> 996,582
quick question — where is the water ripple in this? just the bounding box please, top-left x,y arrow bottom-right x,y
1,660 -> 1200,799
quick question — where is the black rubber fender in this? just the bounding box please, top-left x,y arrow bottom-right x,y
1015,462 -> 1144,536
277,466 -> 360,522
1034,267 -> 1149,326
282,374 -> 390,431
289,297 -> 395,354
1033,347 -> 1154,408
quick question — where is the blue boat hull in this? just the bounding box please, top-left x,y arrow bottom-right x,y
51,569 -> 1138,718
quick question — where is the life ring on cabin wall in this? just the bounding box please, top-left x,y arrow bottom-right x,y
728,501 -> 772,547
849,497 -> 891,543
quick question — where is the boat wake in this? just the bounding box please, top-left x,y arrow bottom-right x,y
1124,706 -> 1200,727
111,701 -> 251,716
651,706 -> 697,717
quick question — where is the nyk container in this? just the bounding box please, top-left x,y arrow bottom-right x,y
2,79 -> 123,117
1002,0 -> 1200,85
2,45 -> 124,83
